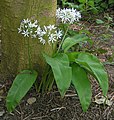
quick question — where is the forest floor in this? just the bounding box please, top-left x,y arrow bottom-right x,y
0,10 -> 114,120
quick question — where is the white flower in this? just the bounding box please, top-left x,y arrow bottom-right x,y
31,34 -> 37,38
35,26 -> 42,35
18,27 -> 22,33
56,30 -> 63,39
48,33 -> 57,44
28,20 -> 38,28
47,25 -> 56,31
21,29 -> 29,37
56,8 -> 81,24
44,25 -> 47,32
40,30 -> 47,37
34,20 -> 38,25
39,37 -> 46,45
28,22 -> 34,28
56,8 -> 61,18
22,18 -> 30,24
75,11 -> 81,21
20,23 -> 24,28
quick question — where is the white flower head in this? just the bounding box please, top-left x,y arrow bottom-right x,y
18,18 -> 62,45
18,19 -> 39,38
56,8 -> 81,24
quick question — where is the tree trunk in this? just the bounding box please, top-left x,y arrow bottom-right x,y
0,0 -> 57,78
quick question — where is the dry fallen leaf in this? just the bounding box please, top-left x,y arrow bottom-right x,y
0,110 -> 5,117
27,97 -> 36,105
94,95 -> 113,106
0,89 -> 4,95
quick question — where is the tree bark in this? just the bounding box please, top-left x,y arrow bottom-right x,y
0,0 -> 57,78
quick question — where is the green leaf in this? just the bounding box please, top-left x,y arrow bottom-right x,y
95,0 -> 102,3
71,63 -> 92,112
67,52 -> 79,62
78,0 -> 86,3
6,70 -> 38,112
75,52 -> 108,96
88,1 -> 94,7
43,53 -> 72,97
96,19 -> 104,24
109,0 -> 114,4
97,48 -> 108,54
62,34 -> 89,53
101,2 -> 108,8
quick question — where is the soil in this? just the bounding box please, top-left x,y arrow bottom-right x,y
0,64 -> 114,120
0,11 -> 114,120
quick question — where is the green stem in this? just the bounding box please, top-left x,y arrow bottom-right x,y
38,65 -> 50,92
57,25 -> 69,53
51,43 -> 54,52
27,38 -> 32,69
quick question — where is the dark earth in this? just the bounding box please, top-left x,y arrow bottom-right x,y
0,10 -> 114,120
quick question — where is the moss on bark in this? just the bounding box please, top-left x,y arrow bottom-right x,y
0,0 -> 57,78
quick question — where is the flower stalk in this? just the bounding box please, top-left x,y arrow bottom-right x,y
57,25 -> 69,53
27,38 -> 32,70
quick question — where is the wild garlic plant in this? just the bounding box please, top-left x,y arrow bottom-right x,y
6,8 -> 108,113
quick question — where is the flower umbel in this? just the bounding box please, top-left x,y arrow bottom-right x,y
18,19 -> 38,38
56,8 -> 81,24
18,19 -> 63,45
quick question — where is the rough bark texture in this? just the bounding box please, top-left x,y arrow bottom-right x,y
0,0 -> 57,78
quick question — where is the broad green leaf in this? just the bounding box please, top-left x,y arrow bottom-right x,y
75,52 -> 108,96
43,53 -> 72,97
67,52 -> 79,62
67,52 -> 108,96
6,70 -> 38,112
62,34 -> 89,53
68,52 -> 93,73
71,63 -> 92,112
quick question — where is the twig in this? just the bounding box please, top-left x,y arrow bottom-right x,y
64,94 -> 77,97
23,110 -> 34,120
50,106 -> 66,111
19,104 -> 23,120
9,112 -> 14,116
31,115 -> 48,120
15,109 -> 21,115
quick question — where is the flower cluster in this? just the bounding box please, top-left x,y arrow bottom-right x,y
18,19 -> 63,45
56,8 -> 81,24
